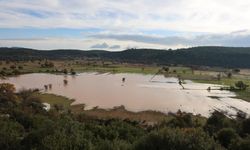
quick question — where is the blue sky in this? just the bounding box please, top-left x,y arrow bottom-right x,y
0,0 -> 250,50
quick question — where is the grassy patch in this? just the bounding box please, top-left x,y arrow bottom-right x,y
193,77 -> 250,102
71,65 -> 161,74
234,90 -> 250,102
76,105 -> 171,125
33,92 -> 74,109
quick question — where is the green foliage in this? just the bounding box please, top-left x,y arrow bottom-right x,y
95,139 -> 131,150
0,83 -> 18,108
21,115 -> 54,149
204,111 -> 235,135
0,118 -> 24,149
12,69 -> 21,75
233,68 -> 240,73
216,128 -> 238,148
41,117 -> 93,150
10,65 -> 16,69
134,127 -> 221,150
229,136 -> 250,150
163,113 -> 195,128
63,68 -> 68,74
41,61 -> 54,68
241,118 -> 250,136
18,65 -> 23,70
70,68 -> 76,75
235,81 -> 249,90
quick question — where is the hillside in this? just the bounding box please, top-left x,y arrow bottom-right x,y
1,46 -> 250,68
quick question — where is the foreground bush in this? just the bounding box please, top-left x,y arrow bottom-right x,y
134,127 -> 222,150
216,128 -> 238,148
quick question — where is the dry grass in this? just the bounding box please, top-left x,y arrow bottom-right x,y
71,105 -> 170,125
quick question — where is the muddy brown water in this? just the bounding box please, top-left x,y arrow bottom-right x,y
1,73 -> 250,117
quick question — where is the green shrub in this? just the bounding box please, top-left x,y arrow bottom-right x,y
134,127 -> 221,150
229,136 -> 250,150
204,111 -> 234,135
0,118 -> 24,150
216,128 -> 238,148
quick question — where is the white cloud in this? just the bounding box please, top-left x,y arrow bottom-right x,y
0,37 -> 175,50
1,0 -> 250,33
90,31 -> 250,47
90,42 -> 121,50
110,45 -> 120,49
1,0 -> 250,49
91,42 -> 109,49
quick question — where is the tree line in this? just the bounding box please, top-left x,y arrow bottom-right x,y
1,46 -> 250,68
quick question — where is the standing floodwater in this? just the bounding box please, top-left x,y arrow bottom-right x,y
1,72 -> 250,117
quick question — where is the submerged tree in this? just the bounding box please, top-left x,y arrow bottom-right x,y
217,73 -> 221,81
70,69 -> 76,75
227,72 -> 232,78
63,79 -> 68,85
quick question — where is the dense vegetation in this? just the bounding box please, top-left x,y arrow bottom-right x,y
1,83 -> 250,150
1,46 -> 250,68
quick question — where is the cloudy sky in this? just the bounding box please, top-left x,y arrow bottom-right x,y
0,0 -> 250,50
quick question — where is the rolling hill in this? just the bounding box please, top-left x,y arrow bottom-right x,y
1,46 -> 250,68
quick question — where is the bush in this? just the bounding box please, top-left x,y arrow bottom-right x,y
0,118 -> 24,150
41,117 -> 93,150
18,66 -> 23,70
233,68 -> 240,73
12,69 -> 21,75
235,81 -> 249,90
95,139 -> 131,150
21,116 -> 54,149
41,61 -> 54,68
229,136 -> 250,150
165,113 -> 195,128
134,128 -> 221,150
134,128 -> 220,150
70,68 -> 76,75
0,70 -> 6,76
63,69 -> 68,74
216,128 -> 238,148
0,83 -> 18,107
241,118 -> 250,136
10,65 -> 16,69
204,111 -> 234,135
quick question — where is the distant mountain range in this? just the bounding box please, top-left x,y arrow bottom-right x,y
1,46 -> 250,68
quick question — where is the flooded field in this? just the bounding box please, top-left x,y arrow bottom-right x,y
1,73 -> 250,117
